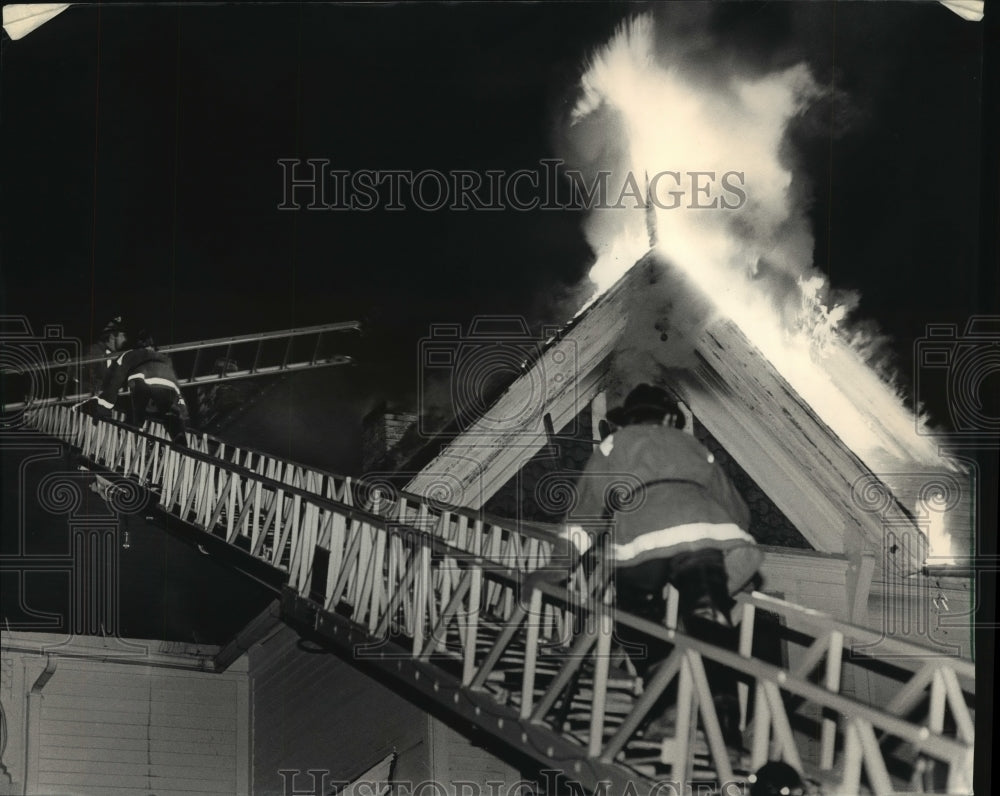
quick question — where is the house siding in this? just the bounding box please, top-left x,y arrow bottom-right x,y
1,636 -> 248,796
428,719 -> 521,796
249,625 -> 430,796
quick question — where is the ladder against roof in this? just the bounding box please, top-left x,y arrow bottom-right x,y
0,320 -> 360,412
19,404 -> 976,795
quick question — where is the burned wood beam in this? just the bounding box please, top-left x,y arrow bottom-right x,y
407,254 -> 938,577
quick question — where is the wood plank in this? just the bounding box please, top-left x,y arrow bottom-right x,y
39,733 -> 235,758
404,280 -> 629,508
42,705 -> 235,730
37,771 -> 235,792
404,256 -> 939,576
39,757 -> 236,783
36,719 -> 235,745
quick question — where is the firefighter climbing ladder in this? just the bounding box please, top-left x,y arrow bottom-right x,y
21,404 -> 976,795
1,321 -> 360,411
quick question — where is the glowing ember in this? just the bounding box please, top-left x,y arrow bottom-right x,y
567,13 -> 958,560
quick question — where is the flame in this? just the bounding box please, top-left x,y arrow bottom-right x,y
568,13 -> 957,560
921,496 -> 952,564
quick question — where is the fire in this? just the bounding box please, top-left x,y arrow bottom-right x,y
567,13 -> 958,560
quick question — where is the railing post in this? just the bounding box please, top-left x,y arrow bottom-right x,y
412,539 -> 431,657
947,746 -> 975,794
842,721 -> 863,795
750,680 -> 770,770
587,607 -> 613,758
666,652 -> 696,781
854,718 -> 894,795
820,629 -> 843,770
664,583 -> 679,630
462,565 -> 483,686
520,587 -> 544,720
738,601 -> 756,732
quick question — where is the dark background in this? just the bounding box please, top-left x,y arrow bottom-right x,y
1,2 -> 992,457
0,6 -> 995,789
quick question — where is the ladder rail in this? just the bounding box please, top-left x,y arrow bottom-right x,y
21,403 -> 977,794
1,321 -> 361,374
735,591 -> 975,683
2,356 -> 355,411
1,321 -> 360,410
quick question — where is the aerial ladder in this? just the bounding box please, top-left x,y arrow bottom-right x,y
14,398 -> 976,796
0,317 -> 360,416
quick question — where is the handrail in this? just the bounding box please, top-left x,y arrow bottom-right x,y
20,403 -> 976,794
2,322 -> 360,409
1,321 -> 361,374
736,592 -> 975,682
32,402 -> 565,548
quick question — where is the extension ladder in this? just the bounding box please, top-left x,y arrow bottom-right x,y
19,404 -> 976,795
1,319 -> 359,411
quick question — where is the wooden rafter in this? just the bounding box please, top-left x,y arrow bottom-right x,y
407,254 -> 937,573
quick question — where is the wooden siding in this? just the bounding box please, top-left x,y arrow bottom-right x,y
758,546 -> 851,621
1,635 -> 248,796
428,719 -> 521,796
249,625 -> 430,796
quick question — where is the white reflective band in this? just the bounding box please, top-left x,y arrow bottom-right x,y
97,397 -> 115,409
612,522 -> 753,562
599,435 -> 614,456
557,524 -> 593,554
144,377 -> 180,392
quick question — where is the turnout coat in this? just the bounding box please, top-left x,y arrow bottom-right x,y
562,423 -> 762,595
96,347 -> 183,411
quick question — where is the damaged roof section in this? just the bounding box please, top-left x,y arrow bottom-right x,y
404,253 -> 966,576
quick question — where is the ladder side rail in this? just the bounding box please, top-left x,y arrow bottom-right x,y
306,532 -> 974,795
31,400 -> 975,791
154,321 -> 361,353
361,532 -> 973,792
30,406 -> 425,536
737,590 -> 975,778
540,581 -> 974,786
735,591 -> 976,683
30,404 -> 567,563
2,322 -> 362,375
42,400 -> 970,685
5,353 -> 356,410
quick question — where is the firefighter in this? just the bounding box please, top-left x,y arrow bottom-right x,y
542,383 -> 762,749
79,316 -> 127,395
92,330 -> 189,446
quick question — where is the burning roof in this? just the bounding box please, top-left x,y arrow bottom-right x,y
405,252 -> 969,577
407,8 -> 972,574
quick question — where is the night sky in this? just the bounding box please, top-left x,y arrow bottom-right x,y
1,1 -> 994,448
0,2 -> 997,744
